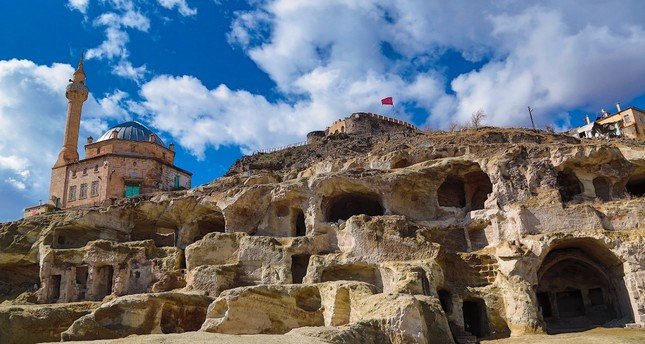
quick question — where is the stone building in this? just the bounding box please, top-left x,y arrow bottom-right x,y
307,112 -> 417,144
41,58 -> 191,212
566,105 -> 645,140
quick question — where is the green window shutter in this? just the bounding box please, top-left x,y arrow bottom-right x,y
125,185 -> 140,198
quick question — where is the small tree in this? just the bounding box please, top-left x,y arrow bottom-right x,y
448,121 -> 460,132
470,109 -> 486,128
545,124 -> 555,133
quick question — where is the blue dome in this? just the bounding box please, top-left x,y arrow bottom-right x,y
97,121 -> 165,146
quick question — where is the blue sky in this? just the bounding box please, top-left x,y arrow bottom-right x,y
0,0 -> 644,221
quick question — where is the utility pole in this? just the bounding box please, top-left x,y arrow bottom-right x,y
528,106 -> 536,131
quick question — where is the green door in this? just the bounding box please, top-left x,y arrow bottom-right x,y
125,184 -> 140,198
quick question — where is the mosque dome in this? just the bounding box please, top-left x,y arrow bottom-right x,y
97,121 -> 165,146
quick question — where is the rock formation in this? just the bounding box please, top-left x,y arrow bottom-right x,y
0,126 -> 643,344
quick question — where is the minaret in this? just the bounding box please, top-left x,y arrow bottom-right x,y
53,56 -> 89,168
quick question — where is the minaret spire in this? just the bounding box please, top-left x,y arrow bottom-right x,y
53,54 -> 89,168
73,54 -> 85,83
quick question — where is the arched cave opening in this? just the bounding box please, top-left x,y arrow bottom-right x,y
593,177 -> 612,201
556,169 -> 583,203
625,173 -> 645,198
536,240 -> 632,333
194,213 -> 226,242
462,298 -> 489,338
438,175 -> 465,208
437,170 -> 492,210
324,192 -> 384,222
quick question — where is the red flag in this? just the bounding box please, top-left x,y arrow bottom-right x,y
381,97 -> 394,106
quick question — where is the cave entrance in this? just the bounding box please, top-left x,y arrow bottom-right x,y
96,265 -> 114,299
462,299 -> 488,338
593,177 -> 612,201
293,209 -> 306,236
194,213 -> 226,242
324,193 -> 384,222
625,173 -> 645,198
536,239 -> 632,333
75,266 -> 88,300
321,264 -> 381,290
291,254 -> 311,284
537,292 -> 553,318
556,169 -> 583,203
437,175 -> 465,208
437,170 -> 492,210
49,275 -> 62,302
438,289 -> 453,315
392,159 -> 411,169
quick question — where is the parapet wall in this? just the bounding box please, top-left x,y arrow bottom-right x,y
325,112 -> 417,137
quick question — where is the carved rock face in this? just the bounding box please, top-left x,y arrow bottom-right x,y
1,128 -> 644,343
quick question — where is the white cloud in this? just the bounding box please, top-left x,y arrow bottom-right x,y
83,2 -> 150,81
444,7 -> 645,127
113,60 -> 147,81
134,1 -> 645,158
68,0 -> 90,14
157,0 -> 197,16
215,0 -> 645,132
0,59 -> 128,221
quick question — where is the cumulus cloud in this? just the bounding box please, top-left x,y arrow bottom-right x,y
157,0 -> 197,16
222,0 -> 645,131
131,1 -> 645,159
68,0 -> 90,14
445,7 -> 645,127
0,59 -> 128,220
78,0 -> 198,81
83,1 -> 150,81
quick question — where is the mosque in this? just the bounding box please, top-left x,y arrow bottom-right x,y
25,58 -> 191,216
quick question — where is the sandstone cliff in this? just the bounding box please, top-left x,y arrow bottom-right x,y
0,127 -> 643,344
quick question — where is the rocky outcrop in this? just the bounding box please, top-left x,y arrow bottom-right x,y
1,127 -> 644,343
61,292 -> 212,341
0,302 -> 96,344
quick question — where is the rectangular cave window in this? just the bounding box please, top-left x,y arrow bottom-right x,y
588,288 -> 604,306
291,254 -> 311,284
293,208 -> 306,237
50,274 -> 62,302
462,299 -> 488,338
76,266 -> 88,300
537,292 -> 553,318
96,265 -> 114,299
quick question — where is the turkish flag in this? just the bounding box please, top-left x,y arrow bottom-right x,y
381,97 -> 394,106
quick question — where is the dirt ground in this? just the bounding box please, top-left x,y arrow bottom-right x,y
482,327 -> 645,344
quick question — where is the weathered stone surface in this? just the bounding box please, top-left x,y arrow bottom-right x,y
61,292 -> 212,341
1,127 -> 644,343
200,281 -> 375,334
0,302 -> 96,344
353,293 -> 455,344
